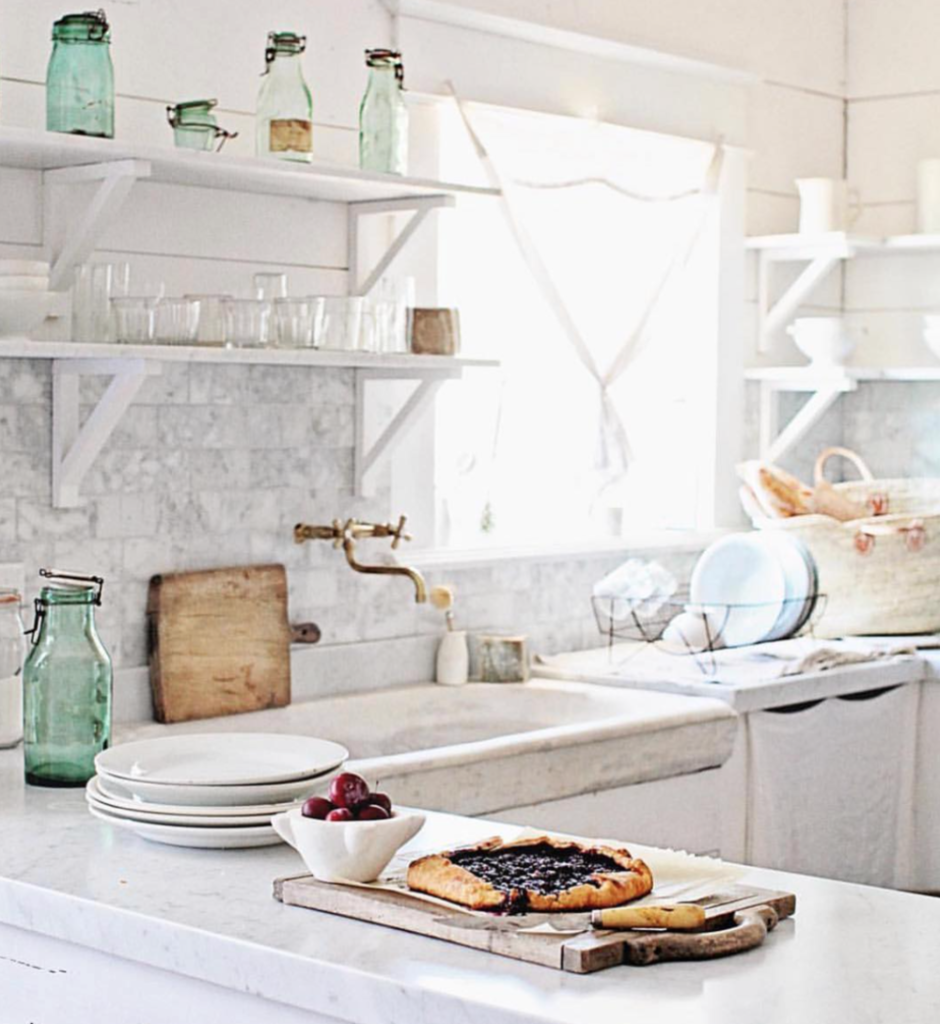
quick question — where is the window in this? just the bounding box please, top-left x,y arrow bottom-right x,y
428,102 -> 732,550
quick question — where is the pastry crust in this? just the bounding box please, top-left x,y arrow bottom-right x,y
406,834 -> 653,913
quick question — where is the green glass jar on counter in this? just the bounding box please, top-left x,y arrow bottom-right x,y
46,9 -> 115,138
23,571 -> 112,787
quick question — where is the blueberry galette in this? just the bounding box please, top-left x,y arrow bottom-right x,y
406,834 -> 653,913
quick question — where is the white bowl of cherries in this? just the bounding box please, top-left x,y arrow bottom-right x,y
271,772 -> 425,883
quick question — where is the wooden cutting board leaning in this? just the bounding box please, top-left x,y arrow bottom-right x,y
273,875 -> 796,974
148,563 -> 320,724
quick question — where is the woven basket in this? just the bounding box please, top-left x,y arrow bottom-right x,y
753,448 -> 940,637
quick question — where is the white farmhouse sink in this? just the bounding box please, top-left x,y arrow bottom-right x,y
119,678 -> 737,815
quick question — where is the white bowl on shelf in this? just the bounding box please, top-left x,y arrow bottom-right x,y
786,317 -> 857,366
0,290 -> 57,338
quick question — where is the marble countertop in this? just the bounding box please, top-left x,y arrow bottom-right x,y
1,752 -> 939,1024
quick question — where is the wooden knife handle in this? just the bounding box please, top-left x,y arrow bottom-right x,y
591,904 -> 707,931
620,905 -> 779,965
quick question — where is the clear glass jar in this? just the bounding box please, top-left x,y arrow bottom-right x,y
23,572 -> 112,787
256,32 -> 312,162
0,591 -> 26,749
46,10 -> 114,138
359,49 -> 408,175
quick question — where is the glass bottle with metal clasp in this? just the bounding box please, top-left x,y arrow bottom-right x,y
46,9 -> 115,138
256,32 -> 313,162
359,49 -> 408,176
23,570 -> 112,787
167,98 -> 238,152
0,590 -> 26,749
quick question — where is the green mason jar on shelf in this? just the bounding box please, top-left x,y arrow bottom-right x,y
23,571 -> 112,787
359,49 -> 408,176
46,9 -> 115,138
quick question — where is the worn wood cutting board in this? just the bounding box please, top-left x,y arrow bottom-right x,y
273,876 -> 796,974
148,564 -> 293,723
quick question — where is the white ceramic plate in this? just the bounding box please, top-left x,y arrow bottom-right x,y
87,775 -> 303,817
87,804 -> 283,849
690,533 -> 787,647
761,532 -> 814,641
95,766 -> 333,808
87,792 -> 275,828
95,733 -> 348,786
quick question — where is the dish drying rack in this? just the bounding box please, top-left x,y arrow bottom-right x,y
591,589 -> 826,678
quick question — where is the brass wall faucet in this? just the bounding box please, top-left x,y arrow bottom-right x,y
293,515 -> 428,603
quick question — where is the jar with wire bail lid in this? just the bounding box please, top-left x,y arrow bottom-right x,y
0,590 -> 26,749
46,9 -> 114,138
166,98 -> 238,152
22,570 -> 112,787
359,48 -> 408,175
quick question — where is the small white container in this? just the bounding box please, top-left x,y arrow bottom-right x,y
786,317 -> 857,366
436,629 -> 469,686
271,807 -> 425,883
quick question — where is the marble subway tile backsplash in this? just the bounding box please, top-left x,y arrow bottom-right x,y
0,357 -> 705,694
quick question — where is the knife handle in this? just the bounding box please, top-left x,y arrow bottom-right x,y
591,904 -> 707,931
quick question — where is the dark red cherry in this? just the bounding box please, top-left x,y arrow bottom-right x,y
328,772 -> 371,809
357,804 -> 390,821
368,792 -> 392,814
326,807 -> 354,822
301,796 -> 334,820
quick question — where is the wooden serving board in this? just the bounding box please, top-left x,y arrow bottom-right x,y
148,564 -> 293,723
273,876 -> 796,974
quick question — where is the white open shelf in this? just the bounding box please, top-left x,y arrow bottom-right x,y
0,125 -> 499,205
744,364 -> 940,464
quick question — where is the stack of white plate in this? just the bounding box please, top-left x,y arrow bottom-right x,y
689,532 -> 818,648
0,259 -> 56,338
87,733 -> 348,849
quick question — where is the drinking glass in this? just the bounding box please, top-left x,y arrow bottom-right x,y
155,298 -> 200,344
71,262 -> 129,342
111,297 -> 157,344
222,298 -> 269,348
184,294 -> 229,346
253,272 -> 288,301
273,298 -> 317,348
316,296 -> 363,351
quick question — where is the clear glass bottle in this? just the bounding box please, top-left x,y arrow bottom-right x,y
46,10 -> 114,138
0,591 -> 26,749
359,49 -> 408,176
23,572 -> 112,787
256,32 -> 312,163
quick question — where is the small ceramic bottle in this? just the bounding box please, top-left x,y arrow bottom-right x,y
436,622 -> 469,687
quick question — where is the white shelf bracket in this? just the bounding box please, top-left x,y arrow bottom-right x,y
52,357 -> 160,508
758,252 -> 843,351
43,158 -> 152,291
354,366 -> 461,496
758,377 -> 857,463
347,194 -> 455,297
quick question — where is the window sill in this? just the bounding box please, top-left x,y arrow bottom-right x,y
401,528 -> 730,571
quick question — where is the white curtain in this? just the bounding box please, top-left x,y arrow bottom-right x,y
450,89 -> 723,488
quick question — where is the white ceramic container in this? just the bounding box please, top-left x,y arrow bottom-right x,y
272,807 -> 426,883
786,317 -> 857,366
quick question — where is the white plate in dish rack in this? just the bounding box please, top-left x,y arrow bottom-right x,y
95,767 -> 333,808
690,533 -> 787,647
95,733 -> 348,786
86,775 -> 304,817
87,804 -> 283,849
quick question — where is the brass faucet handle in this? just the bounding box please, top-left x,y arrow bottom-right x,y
390,514 -> 411,550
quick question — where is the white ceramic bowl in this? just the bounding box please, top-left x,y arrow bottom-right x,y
0,290 -> 57,338
272,807 -> 426,883
786,317 -> 855,366
661,607 -> 726,652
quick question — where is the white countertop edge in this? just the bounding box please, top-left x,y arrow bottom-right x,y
0,874 -> 541,1024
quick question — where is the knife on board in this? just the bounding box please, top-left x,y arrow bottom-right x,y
434,902 -> 708,933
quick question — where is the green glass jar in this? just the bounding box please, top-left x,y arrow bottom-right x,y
167,98 -> 238,152
359,49 -> 408,176
46,9 -> 115,138
23,572 -> 112,787
256,32 -> 312,162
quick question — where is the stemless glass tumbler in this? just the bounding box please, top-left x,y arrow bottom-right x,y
72,262 -> 130,342
222,298 -> 270,348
